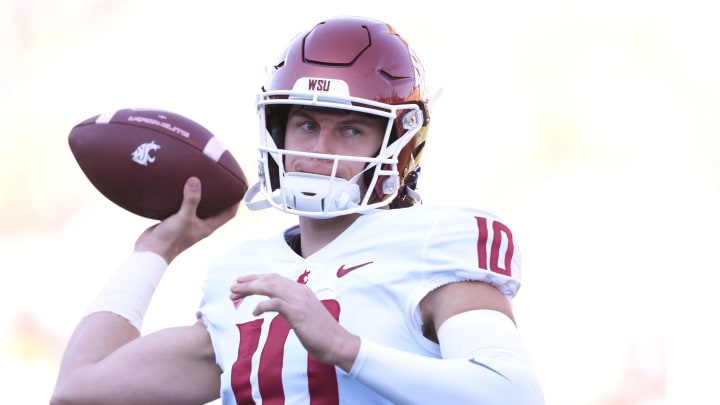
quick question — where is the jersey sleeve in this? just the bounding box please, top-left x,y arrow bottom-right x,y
421,206 -> 522,299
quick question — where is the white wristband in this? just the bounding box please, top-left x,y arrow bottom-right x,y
84,251 -> 168,330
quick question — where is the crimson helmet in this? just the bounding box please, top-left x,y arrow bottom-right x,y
244,16 -> 431,218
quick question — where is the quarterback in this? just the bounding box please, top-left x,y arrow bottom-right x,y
51,16 -> 544,404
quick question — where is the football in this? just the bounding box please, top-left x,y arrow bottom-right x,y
68,108 -> 248,220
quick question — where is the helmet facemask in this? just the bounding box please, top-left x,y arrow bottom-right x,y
246,84 -> 425,219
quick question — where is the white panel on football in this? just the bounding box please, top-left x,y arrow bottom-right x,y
203,137 -> 226,162
95,110 -> 119,124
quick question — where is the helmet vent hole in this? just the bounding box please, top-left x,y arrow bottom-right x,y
379,70 -> 407,81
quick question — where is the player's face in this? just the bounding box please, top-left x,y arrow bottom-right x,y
283,106 -> 386,182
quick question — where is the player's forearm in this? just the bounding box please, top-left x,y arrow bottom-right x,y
52,252 -> 169,404
350,339 -> 543,404
83,251 -> 168,329
58,251 -> 167,372
349,310 -> 545,404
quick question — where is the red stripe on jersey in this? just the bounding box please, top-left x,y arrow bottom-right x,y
308,300 -> 341,404
232,318 -> 264,404
259,315 -> 291,404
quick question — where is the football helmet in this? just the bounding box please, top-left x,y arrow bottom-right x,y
244,16 -> 431,218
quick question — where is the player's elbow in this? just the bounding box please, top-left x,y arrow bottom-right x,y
50,389 -> 73,405
50,385 -> 78,405
50,376 -> 93,405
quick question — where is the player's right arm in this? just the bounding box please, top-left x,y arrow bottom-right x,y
51,317 -> 220,405
51,177 -> 237,405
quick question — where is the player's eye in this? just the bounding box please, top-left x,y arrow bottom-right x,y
298,122 -> 318,132
342,127 -> 363,137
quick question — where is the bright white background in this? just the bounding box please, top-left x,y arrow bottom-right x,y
1,1 -> 719,404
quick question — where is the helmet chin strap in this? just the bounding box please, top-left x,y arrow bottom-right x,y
243,182 -> 272,211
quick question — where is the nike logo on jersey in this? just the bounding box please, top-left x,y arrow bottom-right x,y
336,261 -> 374,278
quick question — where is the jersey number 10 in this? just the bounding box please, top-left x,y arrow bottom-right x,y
475,216 -> 514,277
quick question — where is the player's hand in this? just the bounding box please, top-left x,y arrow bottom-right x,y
229,273 -> 361,372
135,177 -> 239,263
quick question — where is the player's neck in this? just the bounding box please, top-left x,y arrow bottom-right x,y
297,213 -> 361,257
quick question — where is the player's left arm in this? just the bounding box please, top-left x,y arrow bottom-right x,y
346,281 -> 544,405
346,208 -> 544,404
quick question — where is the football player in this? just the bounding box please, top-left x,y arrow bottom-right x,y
52,16 -> 544,404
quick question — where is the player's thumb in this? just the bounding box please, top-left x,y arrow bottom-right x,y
180,176 -> 202,215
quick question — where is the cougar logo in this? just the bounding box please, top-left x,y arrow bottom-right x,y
131,141 -> 161,166
297,270 -> 311,284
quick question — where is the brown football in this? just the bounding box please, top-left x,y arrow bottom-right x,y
68,108 -> 248,220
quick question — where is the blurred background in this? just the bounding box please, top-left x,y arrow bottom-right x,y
1,0 -> 719,403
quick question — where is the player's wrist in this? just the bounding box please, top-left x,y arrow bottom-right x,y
84,251 -> 168,329
331,333 -> 361,373
134,246 -> 176,265
134,232 -> 182,264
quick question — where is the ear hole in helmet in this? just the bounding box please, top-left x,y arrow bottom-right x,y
265,104 -> 290,190
267,104 -> 291,148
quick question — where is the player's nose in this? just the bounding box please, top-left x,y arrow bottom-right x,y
309,129 -> 336,154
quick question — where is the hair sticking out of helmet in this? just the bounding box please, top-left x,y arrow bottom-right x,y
243,16 -> 432,218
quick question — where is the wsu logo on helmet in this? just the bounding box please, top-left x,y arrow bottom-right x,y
292,77 -> 351,97
131,141 -> 161,166
308,79 -> 331,92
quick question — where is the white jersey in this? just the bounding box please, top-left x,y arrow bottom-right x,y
198,204 -> 522,404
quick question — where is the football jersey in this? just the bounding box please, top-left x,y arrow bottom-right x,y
198,204 -> 522,405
